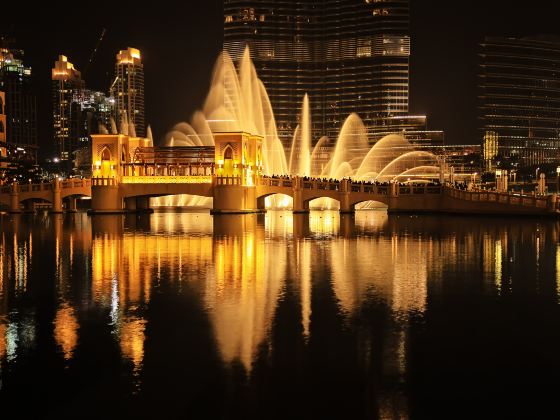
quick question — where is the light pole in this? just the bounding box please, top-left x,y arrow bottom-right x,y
556,166 -> 560,193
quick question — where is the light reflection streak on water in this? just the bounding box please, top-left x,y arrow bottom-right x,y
495,240 -> 503,293
557,245 -> 560,302
54,303 -> 78,361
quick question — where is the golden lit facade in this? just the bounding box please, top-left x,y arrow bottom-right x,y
483,130 -> 499,171
214,132 -> 263,185
91,133 -> 153,179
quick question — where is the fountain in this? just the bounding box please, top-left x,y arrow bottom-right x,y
154,47 -> 451,209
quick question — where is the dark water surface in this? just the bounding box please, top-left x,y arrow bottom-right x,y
0,210 -> 559,419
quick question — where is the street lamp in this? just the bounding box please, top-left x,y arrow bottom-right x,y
556,166 -> 560,193
536,167 -> 540,181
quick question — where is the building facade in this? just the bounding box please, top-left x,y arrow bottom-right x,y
223,0 -> 411,148
110,48 -> 145,137
479,36 -> 560,170
52,55 -> 115,176
0,48 -> 38,162
52,55 -> 86,167
0,91 -> 7,177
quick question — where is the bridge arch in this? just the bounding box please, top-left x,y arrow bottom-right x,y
352,199 -> 389,209
256,192 -> 293,209
0,194 -> 10,207
304,197 -> 340,211
61,191 -> 91,200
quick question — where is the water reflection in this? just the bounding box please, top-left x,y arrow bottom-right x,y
1,211 -> 560,417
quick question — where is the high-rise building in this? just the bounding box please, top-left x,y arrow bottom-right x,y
52,55 -> 85,166
223,0 -> 411,148
479,36 -> 560,169
0,48 -> 38,161
0,91 -> 7,175
52,55 -> 116,175
110,48 -> 145,137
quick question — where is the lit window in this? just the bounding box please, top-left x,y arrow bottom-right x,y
225,15 -> 233,23
373,8 -> 389,16
242,8 -> 256,21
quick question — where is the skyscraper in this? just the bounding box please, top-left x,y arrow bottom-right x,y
0,48 -> 38,161
479,36 -> 560,169
52,55 -> 85,166
0,91 -> 7,175
110,48 -> 145,137
52,55 -> 116,175
223,0 -> 411,148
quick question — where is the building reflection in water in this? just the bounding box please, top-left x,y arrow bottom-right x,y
209,214 -> 284,371
1,210 -> 560,417
91,213 -> 213,378
0,215 -> 36,365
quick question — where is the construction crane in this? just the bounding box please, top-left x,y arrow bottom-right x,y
82,28 -> 106,78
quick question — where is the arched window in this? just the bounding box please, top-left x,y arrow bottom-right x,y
101,147 -> 111,161
0,121 -> 4,133
224,146 -> 233,160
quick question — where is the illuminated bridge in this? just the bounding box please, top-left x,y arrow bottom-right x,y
1,132 -> 559,216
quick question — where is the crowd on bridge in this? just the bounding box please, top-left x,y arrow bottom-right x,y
266,174 -> 443,188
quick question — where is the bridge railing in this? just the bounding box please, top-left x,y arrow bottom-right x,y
445,187 -> 553,209
18,183 -> 53,193
121,175 -> 212,184
258,177 -> 293,188
61,179 -> 90,189
215,176 -> 242,186
92,177 -> 117,187
258,176 -> 445,197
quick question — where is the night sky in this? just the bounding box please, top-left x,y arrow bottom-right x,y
3,1 -> 560,158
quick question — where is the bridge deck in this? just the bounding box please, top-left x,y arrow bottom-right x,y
1,176 -> 559,216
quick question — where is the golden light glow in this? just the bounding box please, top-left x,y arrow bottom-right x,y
557,245 -> 560,301
120,175 -> 212,184
54,303 -> 79,361
91,213 -> 214,374
204,215 -> 286,371
0,322 -> 6,360
120,317 -> 146,372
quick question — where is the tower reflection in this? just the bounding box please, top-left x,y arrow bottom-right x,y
91,213 -> 213,377
209,215 -> 283,371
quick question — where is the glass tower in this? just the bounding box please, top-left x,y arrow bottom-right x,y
479,36 -> 560,169
0,48 -> 38,162
223,0 -> 410,148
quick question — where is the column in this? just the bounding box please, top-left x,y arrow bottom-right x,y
125,197 -> 137,212
136,196 -> 153,213
9,183 -> 21,213
339,179 -> 355,214
67,196 -> 78,213
293,177 -> 309,214
50,179 -> 63,213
